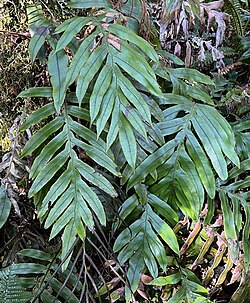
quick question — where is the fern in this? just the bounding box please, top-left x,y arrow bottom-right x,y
224,0 -> 244,36
114,196 -> 179,300
17,1 -> 249,301
126,68 -> 239,219
0,262 -> 45,303
150,268 -> 214,303
0,249 -> 86,303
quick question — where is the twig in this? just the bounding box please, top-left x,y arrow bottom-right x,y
0,29 -> 31,38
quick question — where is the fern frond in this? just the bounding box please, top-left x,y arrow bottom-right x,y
126,68 -> 239,220
114,198 -> 179,301
0,263 -> 46,303
224,0 -> 244,35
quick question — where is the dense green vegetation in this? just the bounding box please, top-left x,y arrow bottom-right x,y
0,0 -> 249,302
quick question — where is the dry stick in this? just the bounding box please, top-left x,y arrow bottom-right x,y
0,29 -> 31,38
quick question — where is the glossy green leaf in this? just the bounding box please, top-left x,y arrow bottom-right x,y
11,263 -> 46,275
116,67 -> 151,123
18,87 -> 53,99
107,99 -> 120,149
90,60 -> 112,122
242,202 -> 250,268
29,147 -> 69,197
148,193 -> 178,226
192,115 -> 228,180
39,169 -> 72,217
0,185 -> 11,229
55,17 -> 91,51
108,23 -> 159,62
127,139 -> 178,189
65,31 -> 96,87
114,195 -> 139,230
119,91 -> 147,139
219,190 -> 237,240
68,105 -> 90,122
198,106 -> 239,167
67,0 -> 111,8
18,249 -> 52,261
61,219 -> 77,271
75,158 -> 117,197
22,116 -> 64,157
158,50 -> 184,65
76,44 -> 108,105
49,277 -> 79,303
186,130 -> 215,199
77,179 -> 106,226
147,205 -> 179,255
119,113 -> 137,170
113,44 -> 161,96
29,34 -> 46,63
96,79 -> 116,137
20,102 -> 55,131
45,187 -> 75,228
48,49 -> 68,112
72,137 -> 118,175
167,68 -> 214,86
158,116 -> 189,136
30,127 -> 68,179
150,272 -> 181,286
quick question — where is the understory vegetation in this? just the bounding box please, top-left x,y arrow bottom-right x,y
0,0 -> 249,302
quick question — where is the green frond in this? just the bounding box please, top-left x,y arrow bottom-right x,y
114,200 -> 179,301
224,0 -> 244,36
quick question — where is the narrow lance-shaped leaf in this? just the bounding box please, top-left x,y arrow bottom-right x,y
76,44 -> 108,106
107,98 -> 120,149
74,158 -> 117,197
65,31 -> 96,87
116,67 -> 152,124
149,272 -> 181,286
191,115 -> 228,180
0,185 -> 11,229
186,130 -> 215,199
119,113 -> 137,170
29,34 -> 46,63
119,90 -> 147,139
108,23 -> 159,62
147,205 -> 179,255
127,139 -> 178,189
198,106 -> 240,167
20,102 -> 55,131
22,116 -> 64,157
67,0 -> 111,9
96,78 -> 116,137
30,128 -> 68,179
61,219 -> 77,271
219,190 -> 238,260
48,49 -> 68,112
44,186 -> 75,228
39,169 -> 72,217
29,147 -> 69,197
167,67 -> 215,86
18,87 -> 53,99
55,17 -> 91,52
90,59 -> 113,122
113,43 -> 161,96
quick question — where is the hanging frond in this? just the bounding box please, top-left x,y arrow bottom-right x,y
126,69 -> 239,220
51,12 -> 162,170
113,195 -> 179,301
19,90 -> 118,269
